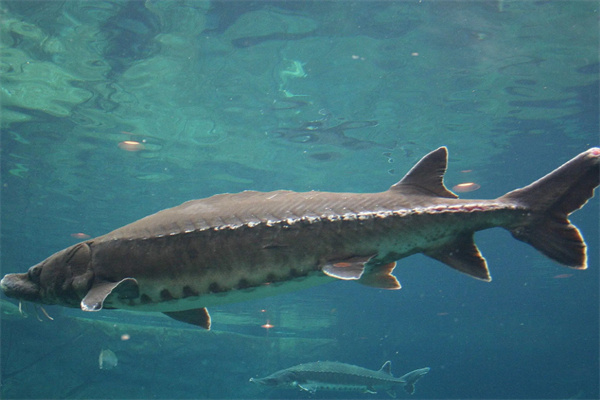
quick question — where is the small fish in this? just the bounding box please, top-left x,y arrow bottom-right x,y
1,147 -> 598,329
98,349 -> 118,370
250,361 -> 430,397
553,273 -> 573,279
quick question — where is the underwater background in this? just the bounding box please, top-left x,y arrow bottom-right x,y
0,1 -> 598,399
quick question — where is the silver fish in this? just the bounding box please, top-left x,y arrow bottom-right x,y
250,361 -> 430,397
1,147 -> 598,329
98,349 -> 118,370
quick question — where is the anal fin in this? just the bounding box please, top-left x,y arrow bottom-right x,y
358,262 -> 400,289
425,234 -> 491,281
164,308 -> 211,329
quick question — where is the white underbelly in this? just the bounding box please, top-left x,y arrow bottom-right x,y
110,273 -> 333,312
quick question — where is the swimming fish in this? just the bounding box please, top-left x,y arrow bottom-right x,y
1,147 -> 598,329
250,361 -> 430,396
98,349 -> 118,370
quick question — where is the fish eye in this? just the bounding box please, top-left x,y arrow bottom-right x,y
28,265 -> 42,283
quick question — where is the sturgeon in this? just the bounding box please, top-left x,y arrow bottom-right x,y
250,361 -> 430,397
1,147 -> 599,329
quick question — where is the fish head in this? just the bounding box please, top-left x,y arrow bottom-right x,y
250,370 -> 301,388
1,242 -> 93,308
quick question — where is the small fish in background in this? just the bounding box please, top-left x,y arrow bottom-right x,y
98,349 -> 118,370
452,182 -> 481,193
553,273 -> 573,279
70,232 -> 90,239
250,361 -> 430,397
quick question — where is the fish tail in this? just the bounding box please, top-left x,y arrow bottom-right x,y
398,367 -> 430,395
499,148 -> 600,269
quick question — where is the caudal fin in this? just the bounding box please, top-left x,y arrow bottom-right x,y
499,148 -> 600,269
399,367 -> 430,395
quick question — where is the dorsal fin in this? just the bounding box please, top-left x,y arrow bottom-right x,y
379,361 -> 393,375
390,147 -> 458,199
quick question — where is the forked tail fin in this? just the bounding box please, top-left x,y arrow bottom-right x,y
398,367 -> 430,395
499,148 -> 600,269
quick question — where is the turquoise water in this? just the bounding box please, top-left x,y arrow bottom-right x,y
1,1 -> 598,399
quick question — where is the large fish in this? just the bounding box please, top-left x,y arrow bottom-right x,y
1,147 -> 598,329
250,361 -> 430,397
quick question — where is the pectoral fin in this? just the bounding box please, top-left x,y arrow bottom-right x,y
81,278 -> 139,311
297,383 -> 316,393
364,386 -> 377,394
163,308 -> 211,330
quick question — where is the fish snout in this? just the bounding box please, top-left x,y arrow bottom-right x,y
249,377 -> 270,386
1,273 -> 41,303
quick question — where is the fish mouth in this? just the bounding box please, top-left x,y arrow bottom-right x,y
1,273 -> 41,303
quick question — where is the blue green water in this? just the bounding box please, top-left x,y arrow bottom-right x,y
1,1 -> 598,398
